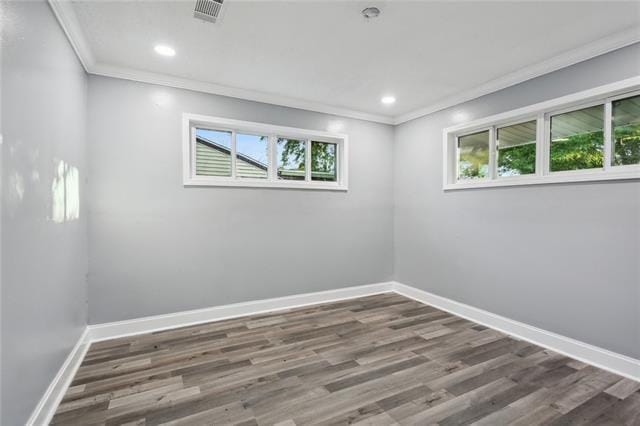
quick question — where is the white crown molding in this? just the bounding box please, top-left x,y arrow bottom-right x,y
441,76 -> 640,135
48,0 -> 94,71
48,0 -> 640,126
393,26 -> 640,124
89,62 -> 395,124
26,327 -> 91,426
392,282 -> 640,382
46,0 -> 393,124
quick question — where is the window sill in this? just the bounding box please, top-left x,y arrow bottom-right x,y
443,168 -> 640,191
184,177 -> 348,191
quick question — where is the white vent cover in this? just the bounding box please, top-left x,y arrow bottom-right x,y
194,0 -> 225,23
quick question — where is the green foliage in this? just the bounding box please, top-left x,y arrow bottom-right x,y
613,124 -> 640,166
458,119 -> 639,177
311,143 -> 336,173
498,143 -> 536,176
459,148 -> 489,179
279,139 -> 306,170
550,131 -> 604,172
279,141 -> 336,173
497,126 -> 639,172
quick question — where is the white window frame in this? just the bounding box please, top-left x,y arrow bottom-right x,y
495,117 -> 539,180
455,127 -> 492,182
183,113 -> 348,191
443,76 -> 640,190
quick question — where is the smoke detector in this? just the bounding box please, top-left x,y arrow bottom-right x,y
194,0 -> 225,23
361,7 -> 381,19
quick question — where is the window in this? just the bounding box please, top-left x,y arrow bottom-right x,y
183,114 -> 348,190
497,121 -> 536,177
443,79 -> 640,189
236,133 -> 268,179
612,94 -> 640,166
550,105 -> 604,172
277,138 -> 306,181
311,141 -> 337,182
195,128 -> 232,177
457,131 -> 490,180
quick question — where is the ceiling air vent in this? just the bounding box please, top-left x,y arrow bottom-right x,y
194,0 -> 225,23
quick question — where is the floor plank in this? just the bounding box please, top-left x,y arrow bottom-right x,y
51,293 -> 639,425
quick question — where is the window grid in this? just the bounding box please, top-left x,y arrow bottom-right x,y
183,114 -> 348,190
496,119 -> 537,178
196,134 -> 331,183
604,102 -> 613,171
305,139 -> 312,182
230,131 -> 237,179
444,85 -> 640,190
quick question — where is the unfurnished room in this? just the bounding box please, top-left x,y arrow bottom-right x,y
1,0 -> 640,425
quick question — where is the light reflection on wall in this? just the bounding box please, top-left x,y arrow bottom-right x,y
152,91 -> 172,108
327,120 -> 345,133
452,111 -> 470,123
9,172 -> 25,202
51,160 -> 80,223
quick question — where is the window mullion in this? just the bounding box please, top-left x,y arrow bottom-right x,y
336,141 -> 341,184
489,126 -> 497,180
190,126 -> 197,180
542,114 -> 551,176
230,131 -> 237,179
604,101 -> 613,170
535,113 -> 545,176
305,139 -> 312,181
269,135 -> 276,181
455,136 -> 461,182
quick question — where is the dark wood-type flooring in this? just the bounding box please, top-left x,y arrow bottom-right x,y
52,293 -> 640,425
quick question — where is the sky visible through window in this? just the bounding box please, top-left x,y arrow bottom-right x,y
196,129 -> 268,165
237,134 -> 268,165
197,128 -> 230,148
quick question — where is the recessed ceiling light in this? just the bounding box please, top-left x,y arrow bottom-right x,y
381,96 -> 396,105
154,44 -> 176,57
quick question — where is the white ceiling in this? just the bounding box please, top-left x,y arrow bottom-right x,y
57,1 -> 640,123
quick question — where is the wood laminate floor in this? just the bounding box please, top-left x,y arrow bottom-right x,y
52,293 -> 640,425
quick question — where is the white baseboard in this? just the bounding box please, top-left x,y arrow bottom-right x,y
392,281 -> 640,382
28,282 -> 392,425
29,280 -> 639,425
27,327 -> 91,426
87,282 -> 394,342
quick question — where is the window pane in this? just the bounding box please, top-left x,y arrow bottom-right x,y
458,130 -> 489,180
550,105 -> 604,172
497,121 -> 536,177
236,133 -> 268,179
311,141 -> 337,181
277,138 -> 306,180
195,128 -> 232,177
612,94 -> 640,166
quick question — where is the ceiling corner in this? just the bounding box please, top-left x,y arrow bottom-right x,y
48,0 -> 96,71
393,26 -> 640,125
48,1 -> 639,128
47,0 -> 395,125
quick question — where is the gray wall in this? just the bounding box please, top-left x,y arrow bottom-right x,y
1,1 -> 88,424
1,5 -> 637,422
87,76 -> 394,324
394,43 -> 640,359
